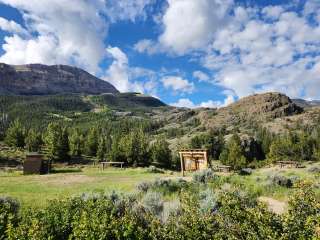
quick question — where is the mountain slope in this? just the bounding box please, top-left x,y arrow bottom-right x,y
292,98 -> 320,108
0,63 -> 119,95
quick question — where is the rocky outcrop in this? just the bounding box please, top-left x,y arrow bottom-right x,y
0,63 -> 119,95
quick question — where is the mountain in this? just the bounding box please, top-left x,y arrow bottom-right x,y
292,98 -> 320,108
0,63 -> 119,95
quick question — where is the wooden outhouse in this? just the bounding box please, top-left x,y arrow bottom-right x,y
179,149 -> 209,176
24,153 -> 50,175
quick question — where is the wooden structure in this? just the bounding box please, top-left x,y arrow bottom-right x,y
23,153 -> 50,175
214,165 -> 231,172
276,161 -> 302,168
100,161 -> 124,170
179,149 -> 208,176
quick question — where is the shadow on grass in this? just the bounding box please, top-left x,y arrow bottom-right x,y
51,168 -> 83,174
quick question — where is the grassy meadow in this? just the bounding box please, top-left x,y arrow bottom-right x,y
1,162 -> 319,211
0,166 -> 174,208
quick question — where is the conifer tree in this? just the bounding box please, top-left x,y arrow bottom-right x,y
25,129 -> 42,152
44,123 -> 70,162
69,129 -> 83,157
220,134 -> 246,170
85,128 -> 98,156
4,119 -> 25,148
150,137 -> 172,169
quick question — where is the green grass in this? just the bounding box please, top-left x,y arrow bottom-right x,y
0,166 -> 173,208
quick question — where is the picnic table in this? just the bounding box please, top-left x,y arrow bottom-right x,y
276,161 -> 302,168
214,165 -> 232,172
100,161 -> 125,170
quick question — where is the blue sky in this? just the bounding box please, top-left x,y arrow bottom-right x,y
0,0 -> 319,107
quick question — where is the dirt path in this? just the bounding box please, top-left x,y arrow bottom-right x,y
258,196 -> 287,214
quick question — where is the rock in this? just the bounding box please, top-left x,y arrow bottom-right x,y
239,168 -> 253,175
0,63 -> 119,95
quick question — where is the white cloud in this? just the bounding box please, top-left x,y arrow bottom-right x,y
159,0 -> 233,54
171,94 -> 234,109
105,0 -> 154,22
0,17 -> 28,35
262,6 -> 284,20
135,0 -> 233,55
103,47 -> 160,95
193,70 -> 209,82
0,0 -> 153,73
134,39 -> 163,55
170,98 -> 195,108
103,46 -> 130,92
161,76 -> 194,93
201,2 -> 320,100
0,0 -> 108,72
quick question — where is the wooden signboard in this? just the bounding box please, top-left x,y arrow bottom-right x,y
178,149 -> 208,176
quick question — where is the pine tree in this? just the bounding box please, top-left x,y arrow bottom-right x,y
25,129 -> 42,152
44,123 -> 70,162
4,119 -> 25,148
97,137 -> 106,161
69,129 -> 83,157
220,134 -> 246,170
85,128 -> 98,156
150,137 -> 172,169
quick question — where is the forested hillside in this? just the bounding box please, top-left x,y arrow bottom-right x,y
1,91 -> 320,171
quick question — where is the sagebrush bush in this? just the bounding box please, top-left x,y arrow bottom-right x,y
267,173 -> 300,188
198,188 -> 217,213
140,191 -> 164,217
192,169 -> 216,183
145,165 -> 165,173
136,181 -> 151,192
308,166 -> 320,174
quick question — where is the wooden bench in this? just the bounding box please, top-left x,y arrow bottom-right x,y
100,161 -> 124,170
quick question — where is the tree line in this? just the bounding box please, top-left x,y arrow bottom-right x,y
4,119 -> 173,169
4,119 -> 320,170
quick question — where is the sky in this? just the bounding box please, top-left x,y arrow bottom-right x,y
0,0 -> 319,108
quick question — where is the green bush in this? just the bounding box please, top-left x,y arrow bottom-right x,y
0,196 -> 20,240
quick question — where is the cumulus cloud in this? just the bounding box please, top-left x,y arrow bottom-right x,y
0,17 -> 28,35
193,70 -> 209,82
161,76 -> 194,93
201,2 -> 320,99
103,46 -> 130,92
159,0 -> 233,54
0,0 -> 108,72
0,0 -> 154,73
135,0 -> 233,55
106,0 -> 154,22
171,93 -> 234,109
103,47 -> 160,95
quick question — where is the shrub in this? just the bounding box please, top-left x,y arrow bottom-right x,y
268,174 -> 300,188
0,196 -> 20,239
136,181 -> 151,193
283,182 -> 320,239
192,169 -> 216,183
161,200 -> 181,223
308,166 -> 320,174
140,191 -> 164,217
145,165 -> 164,173
199,188 -> 217,213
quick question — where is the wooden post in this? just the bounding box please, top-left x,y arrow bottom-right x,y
179,152 -> 184,177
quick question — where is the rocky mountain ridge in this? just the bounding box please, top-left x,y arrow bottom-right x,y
0,63 -> 119,95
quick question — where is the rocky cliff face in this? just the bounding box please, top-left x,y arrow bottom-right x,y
0,63 -> 119,95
